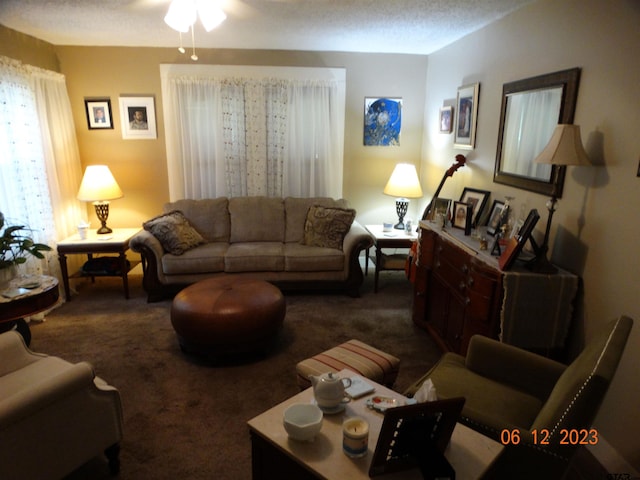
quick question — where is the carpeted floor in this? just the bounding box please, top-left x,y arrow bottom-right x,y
29,268 -> 441,479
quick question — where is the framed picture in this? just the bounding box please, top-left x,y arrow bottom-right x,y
432,197 -> 451,220
452,201 -> 471,231
454,83 -> 480,149
119,96 -> 157,140
459,187 -> 490,227
85,98 -> 113,130
364,97 -> 402,146
498,209 -> 540,271
439,106 -> 453,133
486,200 -> 506,236
369,398 -> 465,477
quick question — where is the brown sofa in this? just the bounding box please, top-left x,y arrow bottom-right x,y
130,196 -> 374,302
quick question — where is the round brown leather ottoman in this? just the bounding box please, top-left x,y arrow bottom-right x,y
170,278 -> 286,357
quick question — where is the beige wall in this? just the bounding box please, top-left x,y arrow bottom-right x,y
0,25 -> 59,71
52,46 -> 427,229
420,0 -> 639,469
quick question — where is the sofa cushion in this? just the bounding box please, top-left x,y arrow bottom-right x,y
225,242 -> 285,272
284,243 -> 345,272
164,198 -> 230,242
229,197 -> 285,243
162,243 -> 228,275
143,210 -> 204,255
284,197 -> 349,243
302,205 -> 356,250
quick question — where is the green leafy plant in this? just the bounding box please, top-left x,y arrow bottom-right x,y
0,211 -> 52,270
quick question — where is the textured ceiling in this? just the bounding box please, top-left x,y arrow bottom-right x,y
0,0 -> 535,55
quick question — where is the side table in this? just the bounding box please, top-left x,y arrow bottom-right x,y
57,228 -> 140,301
0,275 -> 59,345
248,368 -> 502,480
364,225 -> 417,293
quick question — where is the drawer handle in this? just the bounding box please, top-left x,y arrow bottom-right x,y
468,277 -> 474,287
458,282 -> 466,291
465,297 -> 471,305
462,264 -> 469,273
435,261 -> 441,269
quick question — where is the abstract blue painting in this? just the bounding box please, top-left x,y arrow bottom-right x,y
364,97 -> 402,146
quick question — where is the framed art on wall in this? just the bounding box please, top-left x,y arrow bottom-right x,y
459,187 -> 490,227
454,83 -> 479,149
439,106 -> 453,133
364,97 -> 402,146
119,96 -> 157,140
85,98 -> 113,130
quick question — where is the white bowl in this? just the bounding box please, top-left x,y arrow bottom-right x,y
283,403 -> 323,441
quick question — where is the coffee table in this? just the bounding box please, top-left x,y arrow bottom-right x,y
248,368 -> 502,479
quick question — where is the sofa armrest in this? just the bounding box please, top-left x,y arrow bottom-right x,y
0,361 -> 96,428
465,335 -> 566,400
130,229 -> 164,259
343,220 -> 374,255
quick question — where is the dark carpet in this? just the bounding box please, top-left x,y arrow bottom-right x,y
29,269 -> 441,479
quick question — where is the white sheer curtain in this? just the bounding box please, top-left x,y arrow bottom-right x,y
0,55 -> 83,278
161,65 -> 345,201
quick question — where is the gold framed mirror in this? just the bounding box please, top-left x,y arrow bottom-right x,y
493,68 -> 581,197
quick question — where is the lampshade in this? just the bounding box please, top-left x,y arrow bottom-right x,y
383,163 -> 423,198
77,165 -> 123,202
534,124 -> 591,166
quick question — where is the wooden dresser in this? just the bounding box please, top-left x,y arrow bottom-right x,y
412,220 -> 578,356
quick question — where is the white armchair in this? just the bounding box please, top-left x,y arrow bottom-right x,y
0,331 -> 123,480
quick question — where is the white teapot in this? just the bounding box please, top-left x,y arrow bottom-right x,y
309,372 -> 352,412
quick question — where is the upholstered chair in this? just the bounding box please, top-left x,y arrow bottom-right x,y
404,315 -> 633,479
0,331 -> 123,480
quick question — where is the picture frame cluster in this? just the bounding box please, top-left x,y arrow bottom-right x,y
84,95 -> 157,140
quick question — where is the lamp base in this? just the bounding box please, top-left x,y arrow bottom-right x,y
394,198 -> 409,230
94,202 -> 113,235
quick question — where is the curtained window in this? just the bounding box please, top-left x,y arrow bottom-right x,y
160,64 -> 345,200
0,55 -> 84,278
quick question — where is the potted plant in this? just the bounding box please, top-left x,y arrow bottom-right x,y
0,211 -> 52,286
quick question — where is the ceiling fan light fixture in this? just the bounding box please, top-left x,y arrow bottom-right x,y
164,0 -> 197,33
197,0 -> 227,32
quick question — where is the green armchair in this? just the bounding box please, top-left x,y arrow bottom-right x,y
404,315 -> 633,479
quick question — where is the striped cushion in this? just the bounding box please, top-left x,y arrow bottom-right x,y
296,339 -> 400,390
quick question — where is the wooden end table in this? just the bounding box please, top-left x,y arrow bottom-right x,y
57,228 -> 140,301
365,225 -> 417,293
0,275 -> 59,346
248,368 -> 502,480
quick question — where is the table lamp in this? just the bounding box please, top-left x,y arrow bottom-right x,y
383,163 -> 423,230
77,165 -> 124,235
527,124 -> 590,273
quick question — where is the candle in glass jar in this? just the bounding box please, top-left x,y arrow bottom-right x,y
342,417 -> 369,458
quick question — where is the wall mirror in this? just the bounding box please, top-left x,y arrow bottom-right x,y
494,68 -> 581,197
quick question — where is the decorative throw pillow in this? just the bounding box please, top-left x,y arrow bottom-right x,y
302,205 -> 356,250
143,210 -> 204,255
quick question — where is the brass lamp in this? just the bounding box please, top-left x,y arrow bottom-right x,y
383,163 -> 423,230
527,124 -> 591,273
77,165 -> 124,235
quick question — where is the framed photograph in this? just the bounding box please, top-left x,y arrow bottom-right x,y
369,398 -> 465,477
85,98 -> 113,130
452,201 -> 471,231
459,187 -> 490,227
498,209 -> 540,271
439,106 -> 453,133
119,96 -> 157,140
486,200 -> 506,236
454,83 -> 480,149
432,197 -> 451,220
364,97 -> 402,146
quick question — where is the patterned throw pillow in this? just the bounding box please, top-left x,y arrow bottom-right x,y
302,205 -> 356,250
143,210 -> 204,255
